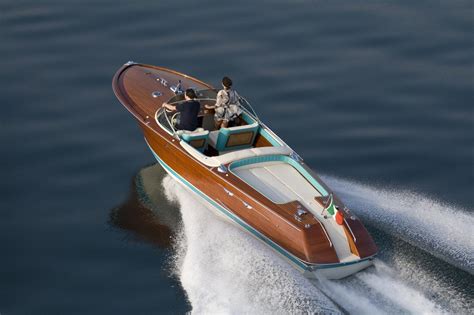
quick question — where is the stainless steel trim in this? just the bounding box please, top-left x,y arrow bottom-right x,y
242,201 -> 252,209
158,78 -> 168,86
290,151 -> 303,163
296,208 -> 307,216
318,221 -> 333,247
152,91 -> 163,98
217,164 -> 228,174
344,219 -> 357,243
223,187 -> 234,196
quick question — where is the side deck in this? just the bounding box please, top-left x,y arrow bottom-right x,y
230,157 -> 358,262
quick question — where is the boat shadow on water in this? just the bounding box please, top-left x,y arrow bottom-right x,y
109,164 -> 182,249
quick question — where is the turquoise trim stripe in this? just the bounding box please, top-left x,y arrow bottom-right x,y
242,112 -> 281,147
229,155 -> 329,196
144,140 -> 373,271
145,143 -> 308,270
241,111 -> 256,124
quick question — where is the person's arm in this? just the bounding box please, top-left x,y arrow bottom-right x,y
162,102 -> 176,111
207,90 -> 228,109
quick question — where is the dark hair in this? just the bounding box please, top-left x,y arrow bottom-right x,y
185,88 -> 197,99
222,76 -> 232,88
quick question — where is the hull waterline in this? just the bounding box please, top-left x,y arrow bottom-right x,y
146,138 -> 375,280
113,62 -> 378,280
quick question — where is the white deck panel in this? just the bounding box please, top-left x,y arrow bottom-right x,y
233,161 -> 321,204
233,160 -> 353,261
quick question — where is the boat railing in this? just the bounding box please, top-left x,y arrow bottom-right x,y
344,219 -> 357,243
238,96 -> 260,122
235,96 -> 288,149
317,221 -> 333,248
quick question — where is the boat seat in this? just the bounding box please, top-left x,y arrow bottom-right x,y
240,111 -> 257,125
178,128 -> 209,152
208,122 -> 259,153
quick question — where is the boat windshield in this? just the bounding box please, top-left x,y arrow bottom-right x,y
156,108 -> 174,135
156,88 -> 261,139
165,88 -> 259,121
166,89 -> 218,105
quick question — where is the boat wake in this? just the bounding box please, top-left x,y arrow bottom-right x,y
162,175 -> 341,314
322,175 -> 474,274
315,260 -> 447,314
160,173 -> 472,314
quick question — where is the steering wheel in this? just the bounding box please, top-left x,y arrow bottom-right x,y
171,112 -> 181,128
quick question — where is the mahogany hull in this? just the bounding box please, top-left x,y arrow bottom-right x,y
112,62 -> 378,278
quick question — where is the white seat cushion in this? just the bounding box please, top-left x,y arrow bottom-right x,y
177,128 -> 207,137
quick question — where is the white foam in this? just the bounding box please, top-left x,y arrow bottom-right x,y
356,261 -> 444,315
322,175 -> 474,273
315,276 -> 385,314
316,260 -> 450,314
159,173 -> 469,314
162,175 -> 341,314
384,249 -> 472,313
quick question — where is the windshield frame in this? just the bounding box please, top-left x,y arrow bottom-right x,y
155,107 -> 176,136
156,88 -> 260,136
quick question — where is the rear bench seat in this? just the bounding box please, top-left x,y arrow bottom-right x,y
208,122 -> 259,153
179,129 -> 209,153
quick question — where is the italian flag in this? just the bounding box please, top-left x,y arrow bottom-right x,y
324,194 -> 344,225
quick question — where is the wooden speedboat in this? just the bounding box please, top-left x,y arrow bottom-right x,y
112,61 -> 378,279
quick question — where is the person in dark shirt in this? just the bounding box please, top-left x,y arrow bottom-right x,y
162,89 -> 201,131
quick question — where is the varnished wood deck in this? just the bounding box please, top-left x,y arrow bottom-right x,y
112,62 -> 377,266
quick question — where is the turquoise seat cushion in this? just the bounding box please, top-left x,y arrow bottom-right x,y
210,123 -> 259,152
180,130 -> 209,152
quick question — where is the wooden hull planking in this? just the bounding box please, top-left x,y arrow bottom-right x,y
112,62 -> 378,277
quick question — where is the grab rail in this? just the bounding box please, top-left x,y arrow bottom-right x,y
317,221 -> 333,247
344,219 -> 357,243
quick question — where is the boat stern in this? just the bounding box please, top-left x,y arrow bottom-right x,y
304,257 -> 375,280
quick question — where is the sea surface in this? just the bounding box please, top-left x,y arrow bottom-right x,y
1,0 -> 473,314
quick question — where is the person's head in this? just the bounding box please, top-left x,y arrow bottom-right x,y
222,76 -> 232,90
184,88 -> 197,100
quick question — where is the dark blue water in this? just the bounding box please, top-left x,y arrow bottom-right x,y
1,0 -> 473,313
